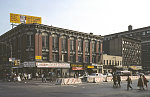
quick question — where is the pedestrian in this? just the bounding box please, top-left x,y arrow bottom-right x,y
143,75 -> 149,89
117,74 -> 121,87
126,75 -> 133,90
41,73 -> 44,82
112,75 -> 117,87
35,72 -> 39,80
137,75 -> 145,90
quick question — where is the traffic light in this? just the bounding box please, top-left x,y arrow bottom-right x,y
14,60 -> 17,65
14,59 -> 20,65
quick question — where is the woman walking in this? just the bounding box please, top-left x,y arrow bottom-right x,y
137,75 -> 145,90
126,75 -> 133,90
143,75 -> 149,89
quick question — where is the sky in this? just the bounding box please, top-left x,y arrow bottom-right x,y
0,0 -> 150,36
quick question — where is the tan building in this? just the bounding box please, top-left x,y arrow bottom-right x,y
102,54 -> 122,73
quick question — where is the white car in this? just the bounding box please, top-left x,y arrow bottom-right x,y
103,73 -> 112,77
88,73 -> 103,78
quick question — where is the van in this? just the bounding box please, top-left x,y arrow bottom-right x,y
116,71 -> 131,76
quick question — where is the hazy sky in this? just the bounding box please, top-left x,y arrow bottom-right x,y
0,0 -> 150,36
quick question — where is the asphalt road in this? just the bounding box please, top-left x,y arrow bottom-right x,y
0,79 -> 150,97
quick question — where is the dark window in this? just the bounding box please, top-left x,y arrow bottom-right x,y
92,41 -> 96,53
52,36 -> 58,50
70,39 -> 74,51
78,39 -> 82,52
52,53 -> 58,62
85,41 -> 89,53
70,55 -> 74,62
85,56 -> 89,63
61,37 -> 67,51
78,55 -> 82,62
27,34 -> 34,47
92,56 -> 96,63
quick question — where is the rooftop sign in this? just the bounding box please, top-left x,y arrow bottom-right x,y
10,13 -> 41,24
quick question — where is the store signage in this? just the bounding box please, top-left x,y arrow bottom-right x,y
72,67 -> 84,70
23,62 -> 36,67
10,13 -> 41,24
92,64 -> 98,66
87,66 -> 94,68
71,64 -> 83,67
35,56 -> 42,60
36,63 -> 70,68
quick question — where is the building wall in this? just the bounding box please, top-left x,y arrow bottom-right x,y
0,24 -> 103,73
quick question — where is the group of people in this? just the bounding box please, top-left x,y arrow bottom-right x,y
112,74 -> 149,91
5,72 -> 32,82
112,74 -> 121,87
137,75 -> 149,90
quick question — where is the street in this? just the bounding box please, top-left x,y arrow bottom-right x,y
0,78 -> 150,97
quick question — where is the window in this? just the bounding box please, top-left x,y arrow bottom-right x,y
109,60 -> 111,65
52,53 -> 58,62
61,54 -> 67,62
42,52 -> 49,61
92,56 -> 96,63
142,32 -> 146,35
112,60 -> 114,65
61,36 -> 67,51
107,60 -> 108,65
92,41 -> 96,53
78,55 -> 82,62
103,60 -> 105,65
85,56 -> 89,63
52,35 -> 58,50
26,34 -> 34,47
42,35 -> 48,48
70,38 -> 74,51
78,39 -> 82,52
85,41 -> 89,53
70,55 -> 74,62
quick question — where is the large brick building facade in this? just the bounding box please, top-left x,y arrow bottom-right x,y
104,25 -> 150,71
0,23 -> 103,77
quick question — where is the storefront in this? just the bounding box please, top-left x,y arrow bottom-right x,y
36,62 -> 70,78
70,64 -> 84,77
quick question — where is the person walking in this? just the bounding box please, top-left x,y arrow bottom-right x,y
143,75 -> 149,89
117,74 -> 121,87
137,75 -> 145,90
35,72 -> 39,80
126,75 -> 133,90
112,75 -> 117,87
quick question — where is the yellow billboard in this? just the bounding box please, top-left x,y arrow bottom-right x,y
10,13 -> 41,24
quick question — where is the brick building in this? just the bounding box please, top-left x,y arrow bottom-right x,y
104,25 -> 147,70
0,23 -> 103,77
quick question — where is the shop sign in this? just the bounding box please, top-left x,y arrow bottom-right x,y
35,56 -> 42,60
36,63 -> 70,68
71,64 -> 83,67
87,66 -> 94,68
23,62 -> 36,67
72,67 -> 84,70
92,64 -> 98,66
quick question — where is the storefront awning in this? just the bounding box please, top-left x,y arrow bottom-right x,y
129,66 -> 142,71
36,62 -> 70,68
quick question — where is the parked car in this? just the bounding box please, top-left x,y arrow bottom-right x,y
103,73 -> 112,77
88,73 -> 103,78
